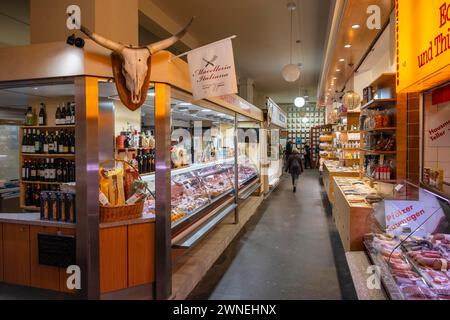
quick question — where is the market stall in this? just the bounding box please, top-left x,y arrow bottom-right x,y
262,98 -> 287,195
0,37 -> 263,300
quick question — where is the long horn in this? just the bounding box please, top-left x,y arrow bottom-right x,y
147,17 -> 194,54
80,25 -> 124,53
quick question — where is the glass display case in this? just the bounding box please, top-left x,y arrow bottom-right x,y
362,180 -> 450,300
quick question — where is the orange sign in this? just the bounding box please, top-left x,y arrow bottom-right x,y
397,0 -> 450,92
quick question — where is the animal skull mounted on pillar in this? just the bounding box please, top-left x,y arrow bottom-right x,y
80,18 -> 194,111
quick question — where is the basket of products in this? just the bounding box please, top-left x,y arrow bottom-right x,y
98,159 -> 151,223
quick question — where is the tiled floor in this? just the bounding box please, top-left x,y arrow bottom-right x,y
188,170 -> 358,300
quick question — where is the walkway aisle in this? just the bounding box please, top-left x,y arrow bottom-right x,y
189,170 -> 358,300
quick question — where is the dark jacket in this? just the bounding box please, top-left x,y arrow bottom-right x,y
285,142 -> 293,157
286,153 -> 304,175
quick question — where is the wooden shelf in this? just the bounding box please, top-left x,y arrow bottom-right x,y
21,125 -> 75,129
361,127 -> 397,133
360,149 -> 396,155
21,181 -> 74,185
370,72 -> 396,88
21,153 -> 75,158
361,99 -> 397,110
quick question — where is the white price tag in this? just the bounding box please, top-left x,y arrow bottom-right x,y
395,184 -> 404,192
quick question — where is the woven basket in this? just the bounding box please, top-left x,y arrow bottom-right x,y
100,201 -> 144,223
99,159 -> 147,223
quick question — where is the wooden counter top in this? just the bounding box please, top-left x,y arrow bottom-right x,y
0,213 -> 75,229
0,213 -> 155,229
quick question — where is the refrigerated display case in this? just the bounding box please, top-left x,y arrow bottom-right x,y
361,181 -> 450,300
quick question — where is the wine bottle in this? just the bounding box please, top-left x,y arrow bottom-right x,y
25,184 -> 33,206
49,159 -> 56,182
35,129 -> 41,153
65,102 -> 72,125
29,129 -> 36,153
71,103 -> 76,124
62,160 -> 69,183
70,131 -> 75,154
58,131 -> 65,154
38,103 -> 47,126
69,160 -> 75,182
47,131 -> 54,154
43,131 -> 49,154
56,160 -> 63,182
63,131 -> 69,154
22,129 -> 28,153
54,131 -> 59,154
25,106 -> 33,126
55,104 -> 62,125
39,160 -> 45,182
44,159 -> 50,182
30,160 -> 37,182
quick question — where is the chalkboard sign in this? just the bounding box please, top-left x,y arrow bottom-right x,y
38,233 -> 76,268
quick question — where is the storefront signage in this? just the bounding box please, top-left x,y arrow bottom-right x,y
266,98 -> 287,129
188,38 -> 238,100
385,201 -> 427,236
426,103 -> 450,146
38,233 -> 76,268
385,198 -> 445,237
397,0 -> 450,92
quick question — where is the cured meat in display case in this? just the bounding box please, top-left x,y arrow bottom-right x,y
363,182 -> 450,300
142,158 -> 259,237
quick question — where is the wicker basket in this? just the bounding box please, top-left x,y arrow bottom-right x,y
100,201 -> 144,223
99,159 -> 147,223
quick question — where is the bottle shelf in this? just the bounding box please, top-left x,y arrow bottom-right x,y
21,125 -> 76,129
21,153 -> 75,158
360,149 -> 396,155
361,98 -> 397,110
361,127 -> 397,133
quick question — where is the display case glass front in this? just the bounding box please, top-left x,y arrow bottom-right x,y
362,181 -> 450,300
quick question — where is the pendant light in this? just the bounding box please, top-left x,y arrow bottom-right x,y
282,2 -> 300,82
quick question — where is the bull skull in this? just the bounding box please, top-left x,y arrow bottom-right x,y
80,18 -> 194,110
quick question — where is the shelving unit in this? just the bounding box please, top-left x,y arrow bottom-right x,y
359,73 -> 398,184
19,101 -> 76,211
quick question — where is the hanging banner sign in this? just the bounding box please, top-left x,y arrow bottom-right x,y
188,38 -> 238,101
397,0 -> 450,92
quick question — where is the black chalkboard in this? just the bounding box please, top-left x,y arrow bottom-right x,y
38,233 -> 76,268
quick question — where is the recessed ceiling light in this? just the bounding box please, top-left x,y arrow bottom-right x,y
34,87 -> 38,90
147,92 -> 155,97
344,44 -> 352,48
201,109 -> 210,112
333,77 -> 337,80
336,69 -> 341,72
339,58 -> 345,62
178,102 -> 192,106
352,24 -> 361,29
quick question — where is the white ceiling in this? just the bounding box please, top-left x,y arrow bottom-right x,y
145,0 -> 332,104
0,0 -> 333,106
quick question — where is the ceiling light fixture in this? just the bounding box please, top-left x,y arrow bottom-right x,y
344,44 -> 352,48
336,69 -> 341,72
302,117 -> 309,124
294,97 -> 306,108
352,24 -> 361,29
147,92 -> 155,97
178,102 -> 192,106
282,3 -> 300,82
339,58 -> 345,62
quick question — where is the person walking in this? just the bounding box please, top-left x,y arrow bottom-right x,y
286,147 -> 304,193
304,144 -> 311,169
284,140 -> 294,169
